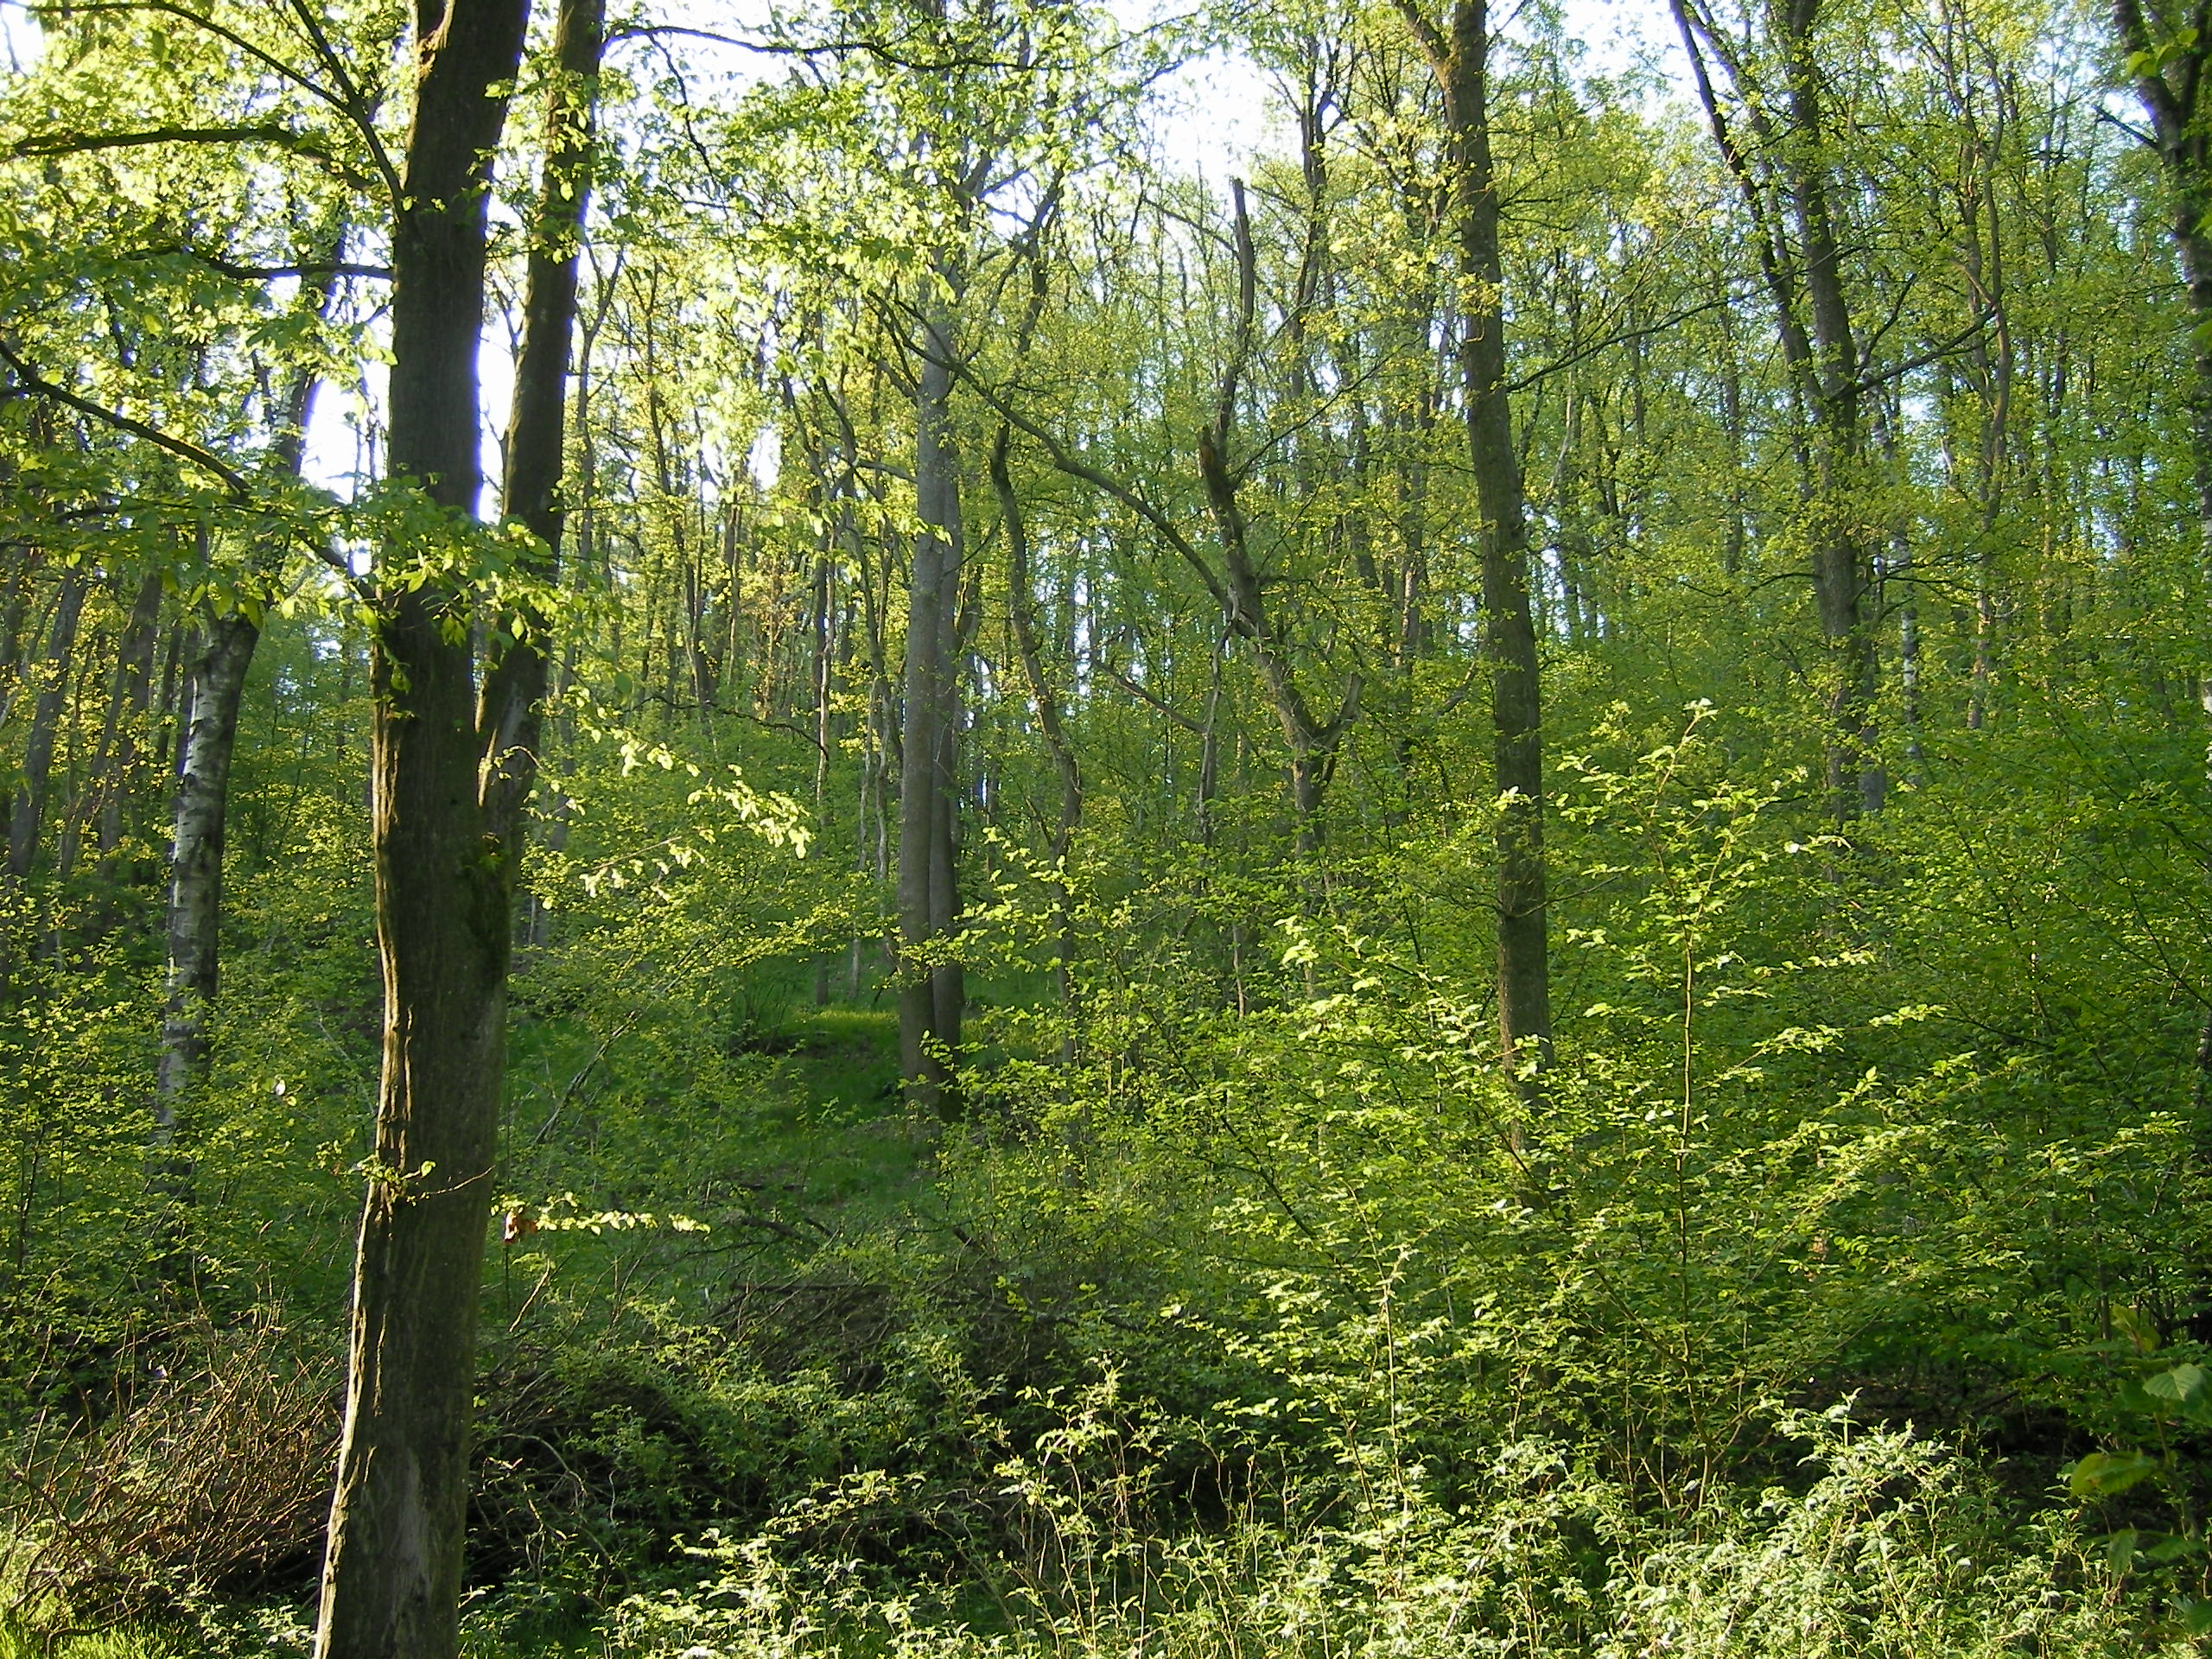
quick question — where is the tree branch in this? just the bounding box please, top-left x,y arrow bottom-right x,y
16,122 -> 351,171
0,336 -> 248,499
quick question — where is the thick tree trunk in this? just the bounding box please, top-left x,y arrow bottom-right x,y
899,296 -> 964,1111
1401,0 -> 1552,1094
313,0 -> 536,1653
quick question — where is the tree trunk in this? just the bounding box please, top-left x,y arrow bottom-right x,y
155,231 -> 346,1246
483,0 -> 604,846
95,569 -> 163,861
810,505 -> 836,1006
313,0 -> 539,1652
6,569 -> 88,880
899,291 -> 965,1111
149,605 -> 257,1262
991,425 -> 1082,1050
2108,0 -> 2212,1306
1674,0 -> 1880,821
1197,181 -> 1357,862
1401,0 -> 1553,1095
1777,0 -> 1882,820
2112,0 -> 2212,558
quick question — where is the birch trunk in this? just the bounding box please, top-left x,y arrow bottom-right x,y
149,606 -> 257,1246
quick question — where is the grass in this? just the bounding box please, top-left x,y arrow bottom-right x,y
0,1627 -> 186,1659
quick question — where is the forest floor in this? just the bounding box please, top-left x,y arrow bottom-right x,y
7,1000 -> 2196,1659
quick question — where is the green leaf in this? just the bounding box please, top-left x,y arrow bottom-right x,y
2070,1451 -> 2159,1497
2145,1363 -> 2206,1403
2105,1528 -> 2139,1571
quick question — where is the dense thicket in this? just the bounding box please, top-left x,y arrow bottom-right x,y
1,0 -> 2210,1652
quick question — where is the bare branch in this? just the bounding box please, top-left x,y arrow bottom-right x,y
0,335 -> 248,499
11,123 -> 377,191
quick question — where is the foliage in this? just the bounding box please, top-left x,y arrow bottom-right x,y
2,0 -> 2210,1650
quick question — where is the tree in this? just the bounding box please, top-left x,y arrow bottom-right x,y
1672,0 -> 1890,821
313,0 -> 600,1648
2112,0 -> 2212,556
1393,0 -> 1553,1096
156,232 -> 349,1268
2106,0 -> 2212,1254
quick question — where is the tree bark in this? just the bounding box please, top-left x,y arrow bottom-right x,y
312,0 -> 542,1652
483,0 -> 605,848
899,289 -> 965,1112
1398,0 -> 1553,1095
155,232 -> 346,1248
5,568 -> 88,880
1197,181 -> 1358,861
2113,0 -> 2212,557
991,424 -> 1082,1046
149,603 -> 257,1257
1673,0 -> 1881,821
1777,0 -> 1882,818
2107,0 -> 2212,1301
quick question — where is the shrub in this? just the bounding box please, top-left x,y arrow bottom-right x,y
0,1315 -> 335,1636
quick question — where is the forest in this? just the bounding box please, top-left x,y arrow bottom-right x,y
0,0 -> 2209,1650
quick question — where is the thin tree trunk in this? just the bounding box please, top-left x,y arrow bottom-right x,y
1778,0 -> 1882,818
149,603 -> 257,1250
155,231 -> 346,1249
810,505 -> 836,1006
1674,0 -> 1881,820
991,425 -> 1082,1051
1196,181 -> 1358,862
1398,0 -> 1553,1096
6,568 -> 88,880
96,569 -> 163,861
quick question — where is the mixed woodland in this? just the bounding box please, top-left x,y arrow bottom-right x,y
3,0 -> 2212,1651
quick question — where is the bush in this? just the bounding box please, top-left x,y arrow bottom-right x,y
0,1315 -> 336,1636
603,1402 -> 2160,1658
